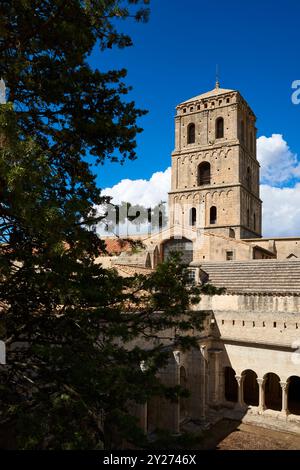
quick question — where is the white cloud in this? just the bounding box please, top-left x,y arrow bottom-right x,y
261,184 -> 300,237
101,135 -> 300,237
101,167 -> 171,207
257,134 -> 300,185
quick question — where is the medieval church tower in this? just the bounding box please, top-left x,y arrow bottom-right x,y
168,82 -> 262,240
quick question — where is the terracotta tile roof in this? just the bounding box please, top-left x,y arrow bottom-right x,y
104,238 -> 132,255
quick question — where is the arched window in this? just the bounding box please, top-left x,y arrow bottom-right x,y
198,162 -> 211,185
163,237 -> 193,264
224,367 -> 238,402
242,370 -> 259,406
189,207 -> 196,226
240,120 -> 245,143
264,373 -> 281,411
288,376 -> 300,415
187,123 -> 195,144
229,228 -> 235,238
216,117 -> 224,139
210,206 -> 217,224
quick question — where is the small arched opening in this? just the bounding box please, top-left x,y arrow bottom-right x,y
210,206 -> 217,225
187,123 -> 195,144
216,117 -> 224,139
198,162 -> 211,186
242,370 -> 259,406
224,367 -> 238,402
264,373 -> 281,411
189,207 -> 196,226
288,376 -> 300,415
229,228 -> 236,239
162,237 -> 193,265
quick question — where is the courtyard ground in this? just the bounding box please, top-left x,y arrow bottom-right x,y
197,419 -> 300,450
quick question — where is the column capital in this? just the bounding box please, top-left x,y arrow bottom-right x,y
256,377 -> 264,386
199,344 -> 207,360
235,375 -> 245,407
280,381 -> 288,391
173,350 -> 181,365
280,381 -> 288,416
235,374 -> 244,386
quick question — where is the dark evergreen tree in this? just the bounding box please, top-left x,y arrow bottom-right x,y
0,1 -> 215,449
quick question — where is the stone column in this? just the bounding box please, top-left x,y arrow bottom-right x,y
156,353 -> 180,434
208,348 -> 222,407
235,375 -> 245,408
200,345 -> 207,419
280,381 -> 288,417
256,378 -> 265,413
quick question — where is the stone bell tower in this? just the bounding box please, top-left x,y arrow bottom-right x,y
168,82 -> 262,239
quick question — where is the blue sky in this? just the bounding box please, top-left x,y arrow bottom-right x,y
89,0 -> 300,190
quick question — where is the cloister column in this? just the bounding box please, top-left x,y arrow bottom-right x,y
257,378 -> 265,413
235,375 -> 245,407
200,345 -> 207,419
155,352 -> 180,434
208,348 -> 222,407
280,381 -> 288,417
185,347 -> 204,422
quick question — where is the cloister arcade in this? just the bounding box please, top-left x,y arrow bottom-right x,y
224,367 -> 300,415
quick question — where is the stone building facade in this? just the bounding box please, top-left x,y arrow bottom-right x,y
101,83 -> 300,436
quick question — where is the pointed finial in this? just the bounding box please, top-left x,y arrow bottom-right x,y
0,79 -> 7,104
215,64 -> 220,89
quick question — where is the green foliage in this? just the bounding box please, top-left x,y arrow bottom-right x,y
0,107 -> 209,450
0,0 -> 149,172
0,0 -> 216,451
201,283 -> 226,296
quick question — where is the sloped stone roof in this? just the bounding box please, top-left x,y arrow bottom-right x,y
193,259 -> 300,295
180,86 -> 235,104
